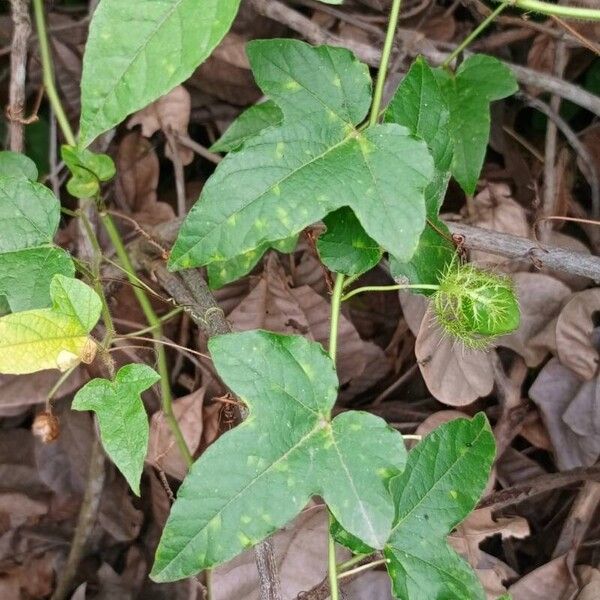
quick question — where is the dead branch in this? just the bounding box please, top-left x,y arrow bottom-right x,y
447,222 -> 600,283
7,0 -> 31,152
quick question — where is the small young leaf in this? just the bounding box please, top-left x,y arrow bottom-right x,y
206,235 -> 298,289
61,145 -> 116,198
317,207 -> 383,276
435,55 -> 518,195
169,39 -> 433,273
79,0 -> 242,146
151,330 -> 406,582
210,100 -> 283,153
0,151 -> 38,180
0,177 -> 75,311
0,275 -> 101,374
384,414 -> 495,600
72,364 -> 160,495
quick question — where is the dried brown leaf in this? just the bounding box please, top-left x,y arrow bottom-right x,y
529,358 -> 600,470
500,273 -> 571,367
556,289 -> 600,381
147,387 -> 206,480
128,85 -> 193,165
116,131 -> 159,212
229,255 -> 373,385
213,506 -> 349,600
509,555 -> 577,600
415,307 -> 495,406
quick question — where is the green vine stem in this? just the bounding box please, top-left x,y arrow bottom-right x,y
368,0 -> 403,126
32,0 -> 76,147
442,1 -> 510,68
31,0 -> 193,468
326,272 -> 346,600
494,0 -> 600,21
101,213 -> 193,466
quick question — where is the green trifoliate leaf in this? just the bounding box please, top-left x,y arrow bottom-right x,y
317,207 -> 383,276
385,414 -> 495,600
169,39 -> 433,277
79,0 -> 242,147
72,364 -> 160,495
210,100 -> 283,153
151,330 -> 406,582
206,235 -> 298,289
0,177 -> 75,311
0,151 -> 38,180
0,274 -> 101,374
61,145 -> 116,198
434,55 -> 518,195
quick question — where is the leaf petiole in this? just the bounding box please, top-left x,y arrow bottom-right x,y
341,283 -> 440,303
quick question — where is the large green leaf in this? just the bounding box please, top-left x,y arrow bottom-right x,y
434,55 -> 518,196
317,207 -> 382,276
169,40 -> 433,276
210,100 -> 283,153
0,151 -> 38,180
73,364 -> 160,495
151,330 -> 406,582
384,414 -> 495,600
0,177 -> 75,311
0,274 -> 101,374
79,0 -> 242,147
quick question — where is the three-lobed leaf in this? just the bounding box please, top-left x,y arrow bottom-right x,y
0,274 -> 101,374
384,57 -> 455,290
0,177 -> 75,312
79,0 -> 242,146
434,55 -> 517,196
384,414 -> 495,600
151,330 -> 406,582
73,364 -> 160,495
169,39 -> 433,282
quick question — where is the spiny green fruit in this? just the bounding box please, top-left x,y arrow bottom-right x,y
433,261 -> 520,348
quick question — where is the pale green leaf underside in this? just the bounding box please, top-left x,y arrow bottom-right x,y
169,39 -> 433,273
0,275 -> 101,374
0,151 -> 38,181
385,414 -> 495,600
151,330 -> 406,582
0,177 -> 75,312
79,0 -> 242,147
210,100 -> 283,153
73,364 -> 160,495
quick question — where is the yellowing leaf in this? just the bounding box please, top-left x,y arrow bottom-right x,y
0,275 -> 102,374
